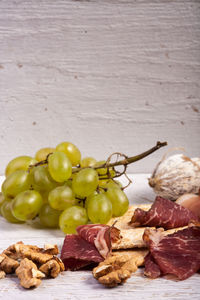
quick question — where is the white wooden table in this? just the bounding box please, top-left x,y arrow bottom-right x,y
0,174 -> 199,300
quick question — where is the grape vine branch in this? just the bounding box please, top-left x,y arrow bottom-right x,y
94,141 -> 167,189
29,141 -> 167,187
92,140 -> 167,177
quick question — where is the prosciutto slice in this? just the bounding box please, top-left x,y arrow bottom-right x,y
130,196 -> 199,229
77,224 -> 119,258
143,225 -> 200,280
61,224 -> 120,271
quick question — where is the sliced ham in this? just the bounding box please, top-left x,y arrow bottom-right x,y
143,225 -> 200,280
130,196 -> 199,229
61,224 -> 120,271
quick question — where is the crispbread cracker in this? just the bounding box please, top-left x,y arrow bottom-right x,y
112,228 -> 149,249
112,226 -> 187,249
108,204 -> 186,249
107,204 -> 151,249
111,249 -> 148,260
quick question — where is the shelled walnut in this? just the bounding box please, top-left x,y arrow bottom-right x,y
16,258 -> 45,289
0,271 -> 6,279
93,249 -> 148,287
0,241 -> 64,289
39,257 -> 65,278
3,242 -> 59,263
0,254 -> 19,273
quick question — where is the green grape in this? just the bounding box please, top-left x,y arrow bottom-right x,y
105,179 -> 123,189
109,168 -> 116,178
80,157 -> 96,168
59,206 -> 88,234
98,179 -> 115,188
12,190 -> 43,221
0,192 -> 5,215
87,193 -> 112,224
39,190 -> 50,203
1,200 -> 23,223
65,179 -> 72,188
48,151 -> 72,183
74,194 -> 86,207
98,179 -> 121,189
35,147 -> 55,162
39,203 -> 60,228
95,161 -> 115,178
30,165 -> 57,192
85,191 -> 98,210
5,156 -> 37,177
98,179 -> 109,188
77,200 -> 84,207
106,187 -> 129,217
95,160 -> 107,176
48,185 -> 77,210
56,142 -> 81,166
113,180 -> 122,188
2,170 -> 31,199
72,168 -> 98,197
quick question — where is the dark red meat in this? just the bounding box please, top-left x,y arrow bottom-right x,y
61,235 -> 103,270
77,224 -> 109,243
61,224 -> 120,271
130,196 -> 199,229
77,224 -> 120,258
143,226 -> 200,280
144,253 -> 161,279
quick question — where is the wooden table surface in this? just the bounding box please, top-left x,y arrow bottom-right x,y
0,174 -> 199,300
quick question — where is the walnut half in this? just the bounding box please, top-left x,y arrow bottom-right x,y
39,257 -> 65,278
0,254 -> 19,274
93,249 -> 148,287
16,258 -> 45,289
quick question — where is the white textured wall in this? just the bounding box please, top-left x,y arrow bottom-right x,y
0,0 -> 199,175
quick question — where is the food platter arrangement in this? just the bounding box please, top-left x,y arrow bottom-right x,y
0,141 -> 199,292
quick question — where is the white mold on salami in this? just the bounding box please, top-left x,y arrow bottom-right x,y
149,154 -> 200,201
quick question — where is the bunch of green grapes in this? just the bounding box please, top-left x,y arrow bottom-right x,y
0,142 -> 129,234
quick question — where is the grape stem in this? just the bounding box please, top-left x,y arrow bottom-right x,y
29,141 -> 167,181
73,141 -> 167,174
28,152 -> 53,171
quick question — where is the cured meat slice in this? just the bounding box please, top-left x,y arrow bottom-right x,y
61,224 -> 120,271
107,204 -> 151,230
61,235 -> 103,271
77,224 -> 110,244
130,196 -> 199,229
77,224 -> 120,258
143,225 -> 200,280
144,253 -> 161,279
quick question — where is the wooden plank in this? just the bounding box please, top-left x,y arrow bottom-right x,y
0,0 -> 200,174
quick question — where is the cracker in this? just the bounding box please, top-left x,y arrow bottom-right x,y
112,226 -> 186,249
